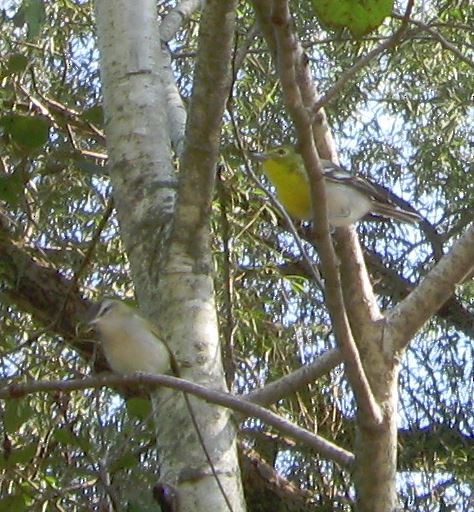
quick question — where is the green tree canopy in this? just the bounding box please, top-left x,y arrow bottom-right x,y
0,0 -> 472,510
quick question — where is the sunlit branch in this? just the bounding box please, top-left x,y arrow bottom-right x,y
0,374 -> 355,469
246,348 -> 342,406
388,225 -> 474,351
271,0 -> 383,427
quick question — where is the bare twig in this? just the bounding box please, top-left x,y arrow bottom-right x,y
52,198 -> 115,331
312,0 -> 415,112
393,12 -> 474,69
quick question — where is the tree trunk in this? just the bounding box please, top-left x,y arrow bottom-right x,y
354,365 -> 400,511
94,0 -> 246,510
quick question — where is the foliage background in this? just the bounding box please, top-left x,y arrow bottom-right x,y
0,0 -> 472,510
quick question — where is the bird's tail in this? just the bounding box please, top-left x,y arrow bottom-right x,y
372,203 -> 421,224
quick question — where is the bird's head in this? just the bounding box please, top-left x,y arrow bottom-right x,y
250,145 -> 299,165
87,298 -> 132,329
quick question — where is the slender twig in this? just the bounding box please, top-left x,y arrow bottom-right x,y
312,0 -> 415,112
226,104 -> 324,289
233,23 -> 261,75
393,12 -> 474,69
27,74 -> 106,141
53,198 -> 115,328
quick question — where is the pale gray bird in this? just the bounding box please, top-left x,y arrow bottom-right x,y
88,298 -> 171,375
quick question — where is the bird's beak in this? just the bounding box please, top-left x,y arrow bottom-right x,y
75,319 -> 96,337
248,151 -> 267,162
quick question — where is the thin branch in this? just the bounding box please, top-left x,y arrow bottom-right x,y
57,199 -> 114,316
312,0 -> 415,112
271,0 -> 383,427
160,0 -> 205,43
24,78 -> 106,142
393,13 -> 474,69
244,154 -> 324,288
0,374 -> 354,469
226,103 -> 323,288
388,225 -> 474,351
245,348 -> 342,406
233,22 -> 261,75
250,0 -> 338,161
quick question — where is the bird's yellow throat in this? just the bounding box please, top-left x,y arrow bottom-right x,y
262,156 -> 312,220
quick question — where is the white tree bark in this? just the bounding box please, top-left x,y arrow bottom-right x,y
94,0 -> 175,307
157,0 -> 246,508
95,0 -> 246,510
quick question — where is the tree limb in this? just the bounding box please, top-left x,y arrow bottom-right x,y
246,348 -> 342,406
0,374 -> 355,469
271,0 -> 383,427
388,225 -> 474,351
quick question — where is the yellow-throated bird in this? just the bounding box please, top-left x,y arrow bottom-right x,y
251,146 -> 421,226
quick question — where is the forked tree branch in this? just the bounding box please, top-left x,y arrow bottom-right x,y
271,0 -> 383,427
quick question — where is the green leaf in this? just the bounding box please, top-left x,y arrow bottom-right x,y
0,114 -> 50,150
4,399 -> 34,433
0,494 -> 27,512
312,0 -> 393,36
0,171 -> 24,207
126,397 -> 152,421
4,54 -> 29,76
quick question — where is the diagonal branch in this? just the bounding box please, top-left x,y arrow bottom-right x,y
388,225 -> 474,351
393,13 -> 474,69
1,374 -> 355,469
246,348 -> 342,406
312,0 -> 415,112
251,0 -> 338,161
365,248 -> 474,339
160,0 -> 205,43
271,0 -> 383,427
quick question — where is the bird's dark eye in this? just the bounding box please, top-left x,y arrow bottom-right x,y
277,148 -> 287,156
96,301 -> 114,319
